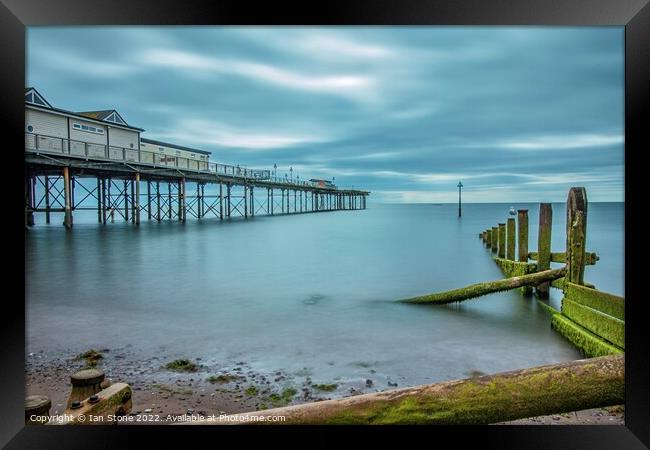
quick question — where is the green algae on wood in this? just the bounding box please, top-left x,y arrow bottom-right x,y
506,218 -> 516,261
517,210 -> 529,263
564,282 -> 624,320
551,314 -> 623,358
400,267 -> 565,305
491,227 -> 498,253
566,187 -> 588,286
562,299 -> 624,349
497,223 -> 506,258
493,257 -> 536,295
536,203 -> 553,298
164,359 -> 198,372
528,252 -> 598,265
207,356 -> 624,425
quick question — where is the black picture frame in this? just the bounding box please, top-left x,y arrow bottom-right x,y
1,0 -> 648,448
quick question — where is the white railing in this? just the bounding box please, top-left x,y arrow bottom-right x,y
25,132 -> 361,191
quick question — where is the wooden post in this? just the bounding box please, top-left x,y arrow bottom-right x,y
25,395 -> 51,424
506,218 -> 516,261
566,187 -> 588,286
517,210 -> 529,262
63,167 -> 73,229
485,230 -> 491,247
107,178 -> 112,223
536,203 -> 553,298
491,227 -> 498,253
270,188 -> 274,215
497,223 -> 506,258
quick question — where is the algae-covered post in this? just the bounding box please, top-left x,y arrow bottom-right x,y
485,229 -> 492,247
497,223 -> 506,258
491,226 -> 498,253
506,218 -> 516,261
536,203 -> 553,298
566,187 -> 588,286
517,210 -> 529,262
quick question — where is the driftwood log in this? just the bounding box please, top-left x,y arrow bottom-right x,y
400,267 -> 566,304
198,355 -> 623,425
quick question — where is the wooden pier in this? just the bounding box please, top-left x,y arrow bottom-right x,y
24,137 -> 369,228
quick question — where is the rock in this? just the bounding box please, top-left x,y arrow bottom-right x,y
365,379 -> 373,387
144,408 -> 153,413
552,416 -> 561,421
388,381 -> 398,387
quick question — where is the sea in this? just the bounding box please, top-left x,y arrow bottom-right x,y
25,201 -> 624,391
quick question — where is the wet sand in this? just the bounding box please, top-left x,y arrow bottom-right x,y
26,346 -> 624,425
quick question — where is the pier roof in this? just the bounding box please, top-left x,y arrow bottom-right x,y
141,138 -> 212,156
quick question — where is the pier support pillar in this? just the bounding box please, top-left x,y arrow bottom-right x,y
63,167 -> 73,229
123,179 -> 129,222
180,178 -> 186,222
156,181 -> 161,221
536,203 -> 553,298
134,173 -> 141,225
226,184 -> 232,218
100,177 -> 105,224
25,174 -> 35,227
270,188 -> 274,215
130,178 -> 136,224
244,184 -> 248,218
219,182 -> 224,220
250,186 -> 255,217
146,181 -> 151,221
96,177 -> 102,223
506,218 -> 516,261
497,223 -> 506,258
44,175 -> 51,224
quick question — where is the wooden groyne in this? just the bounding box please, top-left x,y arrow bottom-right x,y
197,355 -> 624,425
402,187 -> 624,358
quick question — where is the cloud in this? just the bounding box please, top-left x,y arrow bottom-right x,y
499,133 -> 623,150
139,49 -> 376,101
150,118 -> 330,151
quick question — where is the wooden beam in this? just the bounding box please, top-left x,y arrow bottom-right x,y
400,267 -> 566,304
201,355 -> 623,425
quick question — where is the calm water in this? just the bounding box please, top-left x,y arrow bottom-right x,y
25,202 -> 624,390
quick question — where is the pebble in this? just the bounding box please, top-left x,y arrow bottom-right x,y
144,408 -> 153,413
365,379 -> 373,387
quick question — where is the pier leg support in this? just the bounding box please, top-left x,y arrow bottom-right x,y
63,167 -> 73,229
135,173 -> 140,225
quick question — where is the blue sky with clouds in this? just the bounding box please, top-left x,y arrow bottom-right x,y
27,27 -> 624,202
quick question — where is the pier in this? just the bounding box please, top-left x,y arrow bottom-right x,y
23,87 -> 369,229
24,141 -> 369,229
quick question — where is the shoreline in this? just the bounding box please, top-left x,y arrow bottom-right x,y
26,347 -> 623,425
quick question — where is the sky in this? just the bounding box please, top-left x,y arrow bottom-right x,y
27,27 -> 624,203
